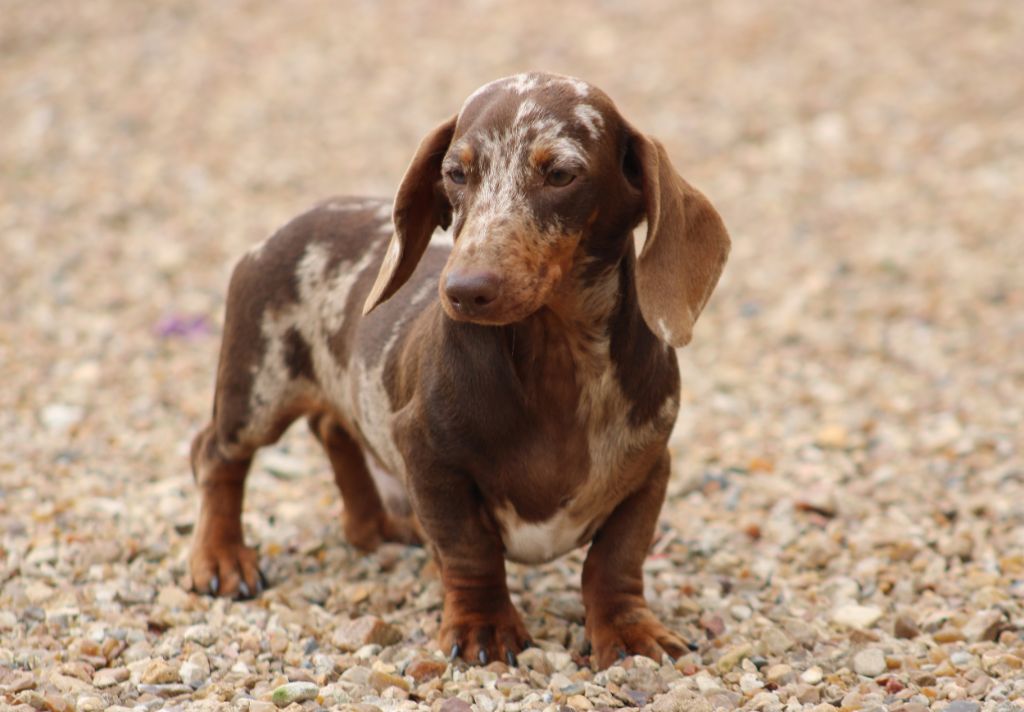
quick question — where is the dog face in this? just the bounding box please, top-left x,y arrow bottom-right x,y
436,74 -> 632,324
364,72 -> 730,347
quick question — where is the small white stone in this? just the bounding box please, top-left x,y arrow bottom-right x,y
76,696 -> 105,712
801,666 -> 824,685
40,403 -> 84,432
730,604 -> 752,620
546,650 -> 573,672
832,604 -> 883,629
179,651 -> 210,688
852,648 -> 886,677
739,672 -> 764,693
183,624 -> 217,646
695,672 -> 722,693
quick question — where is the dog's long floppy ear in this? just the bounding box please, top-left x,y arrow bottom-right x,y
626,129 -> 730,347
363,115 -> 457,315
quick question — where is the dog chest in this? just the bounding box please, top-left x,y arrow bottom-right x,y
493,502 -> 594,564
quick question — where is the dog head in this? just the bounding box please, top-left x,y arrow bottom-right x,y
364,72 -> 730,347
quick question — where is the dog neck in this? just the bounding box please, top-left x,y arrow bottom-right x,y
506,230 -> 646,383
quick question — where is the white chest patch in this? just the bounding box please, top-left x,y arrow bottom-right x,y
493,503 -> 589,564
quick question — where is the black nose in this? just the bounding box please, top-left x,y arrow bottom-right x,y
444,270 -> 501,316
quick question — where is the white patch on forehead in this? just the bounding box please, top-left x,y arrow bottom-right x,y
514,98 -> 541,124
459,74 -> 537,118
494,503 -> 588,564
559,76 -> 590,98
461,73 -> 592,120
509,73 -> 541,94
574,104 -> 604,141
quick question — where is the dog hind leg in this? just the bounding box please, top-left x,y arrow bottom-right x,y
307,412 -> 422,550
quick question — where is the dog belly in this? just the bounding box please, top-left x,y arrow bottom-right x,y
365,453 -> 412,516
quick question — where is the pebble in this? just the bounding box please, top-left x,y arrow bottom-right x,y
764,663 -> 794,684
801,666 -> 824,685
852,648 -> 886,677
547,650 -> 573,671
963,609 -> 1004,642
140,659 -> 179,685
739,672 -> 764,693
949,651 -> 974,667
369,670 -> 410,693
893,614 -> 920,639
75,695 -> 105,712
2,672 -> 35,695
331,616 -> 403,651
50,673 -> 92,694
716,643 -> 753,673
832,604 -> 883,629
93,668 -> 128,688
650,687 -> 713,712
270,681 -> 320,706
406,658 -> 448,682
694,673 -> 722,694
179,651 -> 210,688
729,604 -> 752,621
137,683 -> 193,696
182,624 -> 218,647
517,647 -> 553,674
944,703 -> 980,712
567,693 -> 593,709
40,403 -> 83,432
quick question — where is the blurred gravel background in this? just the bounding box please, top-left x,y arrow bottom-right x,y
2,1 -> 1023,710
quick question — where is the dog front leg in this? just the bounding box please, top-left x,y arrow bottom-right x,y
581,450 -> 689,668
406,464 -> 531,665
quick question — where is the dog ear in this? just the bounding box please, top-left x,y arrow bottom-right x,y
364,115 -> 457,315
625,129 -> 730,347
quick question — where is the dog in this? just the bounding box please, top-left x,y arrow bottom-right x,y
188,72 -> 730,668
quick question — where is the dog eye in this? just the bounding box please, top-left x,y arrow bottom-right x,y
545,169 -> 575,187
447,167 -> 467,185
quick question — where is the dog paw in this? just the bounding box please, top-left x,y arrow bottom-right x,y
587,603 -> 689,669
439,606 -> 532,666
189,540 -> 266,600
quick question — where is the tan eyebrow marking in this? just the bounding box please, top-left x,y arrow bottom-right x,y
459,144 -> 475,164
530,145 -> 554,168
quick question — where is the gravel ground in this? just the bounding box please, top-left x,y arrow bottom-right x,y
2,1 -> 1023,711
